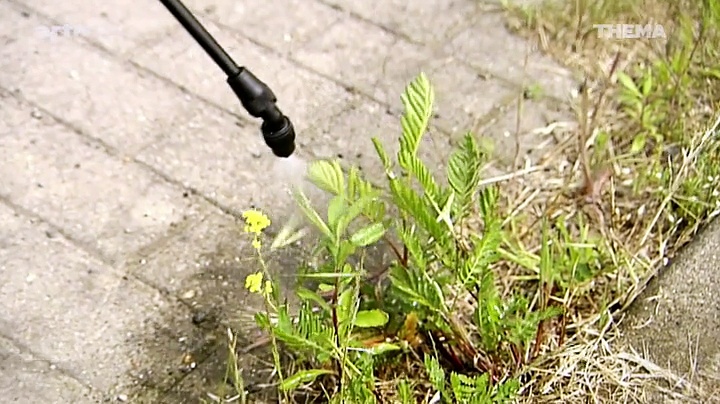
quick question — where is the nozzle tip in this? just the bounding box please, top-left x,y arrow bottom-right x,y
262,116 -> 296,158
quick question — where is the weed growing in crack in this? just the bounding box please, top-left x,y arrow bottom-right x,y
228,74 -> 573,403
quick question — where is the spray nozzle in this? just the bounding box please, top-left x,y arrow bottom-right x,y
261,115 -> 296,158
159,0 -> 296,158
227,69 -> 296,158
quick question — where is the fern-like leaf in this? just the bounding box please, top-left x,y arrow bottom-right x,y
390,263 -> 448,316
423,356 -> 447,396
389,179 -> 446,241
396,73 -> 441,202
447,133 -> 484,219
399,73 -> 434,157
308,159 -> 345,196
398,150 -> 440,200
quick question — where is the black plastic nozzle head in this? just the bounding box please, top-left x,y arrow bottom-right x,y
261,115 -> 296,158
226,68 -> 296,158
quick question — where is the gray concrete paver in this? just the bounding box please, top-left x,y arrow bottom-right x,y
126,206 -> 303,403
307,99 -> 456,184
11,0 -> 178,55
424,56 -> 519,137
0,203 -> 215,396
319,0 -> 482,46
0,112 -> 199,264
129,19 -> 356,137
0,335 -> 98,403
622,218 -> 720,399
126,206 -> 270,319
134,99 -> 317,214
0,88 -> 48,139
475,98 -> 574,166
0,3 -> 208,155
184,0 -> 344,57
293,15 -> 434,109
445,12 -> 578,102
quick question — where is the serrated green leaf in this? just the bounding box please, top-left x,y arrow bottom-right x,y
399,73 -> 434,157
337,195 -> 377,237
423,355 -> 446,394
354,309 -> 389,328
308,159 -> 345,196
350,222 -> 385,246
448,133 -> 483,219
280,369 -> 334,391
397,379 -> 413,404
389,180 -> 446,241
398,150 -> 439,199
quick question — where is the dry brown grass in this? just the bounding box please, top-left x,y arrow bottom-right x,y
489,0 -> 720,402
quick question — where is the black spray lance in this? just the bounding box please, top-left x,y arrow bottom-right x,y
159,0 -> 296,158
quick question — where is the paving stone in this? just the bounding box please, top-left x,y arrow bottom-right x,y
445,12 -> 578,102
424,56 -> 519,137
320,0 -> 480,45
623,217 -> 720,380
135,97 -> 323,214
0,112 -> 197,263
0,204 -> 216,394
0,88 -> 48,139
308,100 -> 455,185
294,16 -> 433,109
184,0 -> 343,57
0,8 -> 205,155
0,335 -> 98,403
13,0 -> 177,55
130,19 -> 355,135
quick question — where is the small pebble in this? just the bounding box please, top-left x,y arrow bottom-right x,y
192,311 -> 207,325
30,109 -> 42,119
116,394 -> 128,402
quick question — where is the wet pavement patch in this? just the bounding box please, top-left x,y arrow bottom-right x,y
121,202 -> 309,402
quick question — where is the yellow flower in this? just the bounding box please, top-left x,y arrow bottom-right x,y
242,209 -> 271,235
263,280 -> 273,296
245,271 -> 263,294
252,238 -> 261,250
